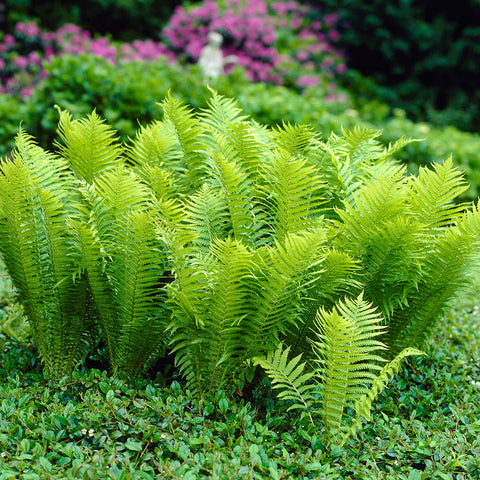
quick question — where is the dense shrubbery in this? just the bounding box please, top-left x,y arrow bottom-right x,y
317,0 -> 480,132
1,0 -> 181,41
161,0 -> 347,95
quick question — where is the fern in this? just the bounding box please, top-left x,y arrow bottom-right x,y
55,108 -> 123,184
0,132 -> 90,376
341,347 -> 425,446
253,345 -> 316,424
254,294 -> 424,448
161,94 -> 208,190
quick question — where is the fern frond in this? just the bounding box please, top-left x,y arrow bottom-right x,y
313,294 -> 387,442
269,123 -> 318,155
379,135 -> 422,161
340,347 -> 425,446
237,229 -> 328,364
55,108 -> 123,183
408,157 -> 469,230
259,148 -> 326,241
161,94 -> 208,190
199,90 -> 249,132
385,209 -> 480,356
253,345 -> 316,424
184,183 -> 230,252
340,127 -> 384,163
0,149 -> 89,376
209,147 -> 258,244
112,210 -> 170,378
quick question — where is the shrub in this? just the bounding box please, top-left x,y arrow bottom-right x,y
317,0 -> 480,132
2,0 -> 182,42
161,0 -> 347,92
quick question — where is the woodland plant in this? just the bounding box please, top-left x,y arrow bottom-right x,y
1,92 -> 480,442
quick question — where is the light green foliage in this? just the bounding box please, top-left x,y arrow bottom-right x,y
1,91 -> 479,396
254,294 -> 424,446
0,131 -> 90,377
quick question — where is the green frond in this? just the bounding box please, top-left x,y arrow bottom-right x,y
125,120 -> 189,195
184,183 -> 230,252
253,344 -> 316,424
169,237 -> 254,394
211,120 -> 268,181
269,123 -> 318,155
289,249 -> 360,354
333,165 -> 408,255
341,347 -> 425,446
339,127 -> 384,163
0,154 -> 89,377
199,90 -> 249,132
385,209 -> 480,356
379,135 -> 422,161
160,94 -> 208,190
354,217 -> 426,317
55,108 -> 124,184
82,165 -> 154,252
112,210 -> 170,378
134,164 -> 180,202
408,157 -> 469,230
68,218 -> 118,364
237,229 -> 328,364
259,148 -> 326,241
125,120 -> 183,169
209,148 -> 258,245
312,294 -> 387,441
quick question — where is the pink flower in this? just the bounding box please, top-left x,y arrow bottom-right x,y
4,34 -> 15,46
297,75 -> 320,88
329,30 -> 340,42
20,86 -> 34,97
296,50 -> 309,61
13,56 -> 29,69
324,13 -> 339,26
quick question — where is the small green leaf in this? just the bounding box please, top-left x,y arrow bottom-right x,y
125,440 -> 143,452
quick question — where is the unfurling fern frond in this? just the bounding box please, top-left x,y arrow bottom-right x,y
55,108 -> 123,184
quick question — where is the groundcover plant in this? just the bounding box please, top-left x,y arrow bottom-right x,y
0,92 -> 479,448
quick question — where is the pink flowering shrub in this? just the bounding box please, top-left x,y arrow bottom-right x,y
161,0 -> 347,96
0,22 -> 175,97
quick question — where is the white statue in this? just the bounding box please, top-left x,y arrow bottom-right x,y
198,31 -> 237,83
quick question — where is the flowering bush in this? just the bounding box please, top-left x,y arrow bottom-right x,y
161,0 -> 347,97
0,22 -> 175,97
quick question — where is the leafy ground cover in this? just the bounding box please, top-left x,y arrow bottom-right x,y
0,261 -> 479,479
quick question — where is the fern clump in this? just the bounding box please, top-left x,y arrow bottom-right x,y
254,294 -> 425,447
0,91 -> 479,404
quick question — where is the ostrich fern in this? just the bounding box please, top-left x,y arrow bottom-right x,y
1,91 -> 479,395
